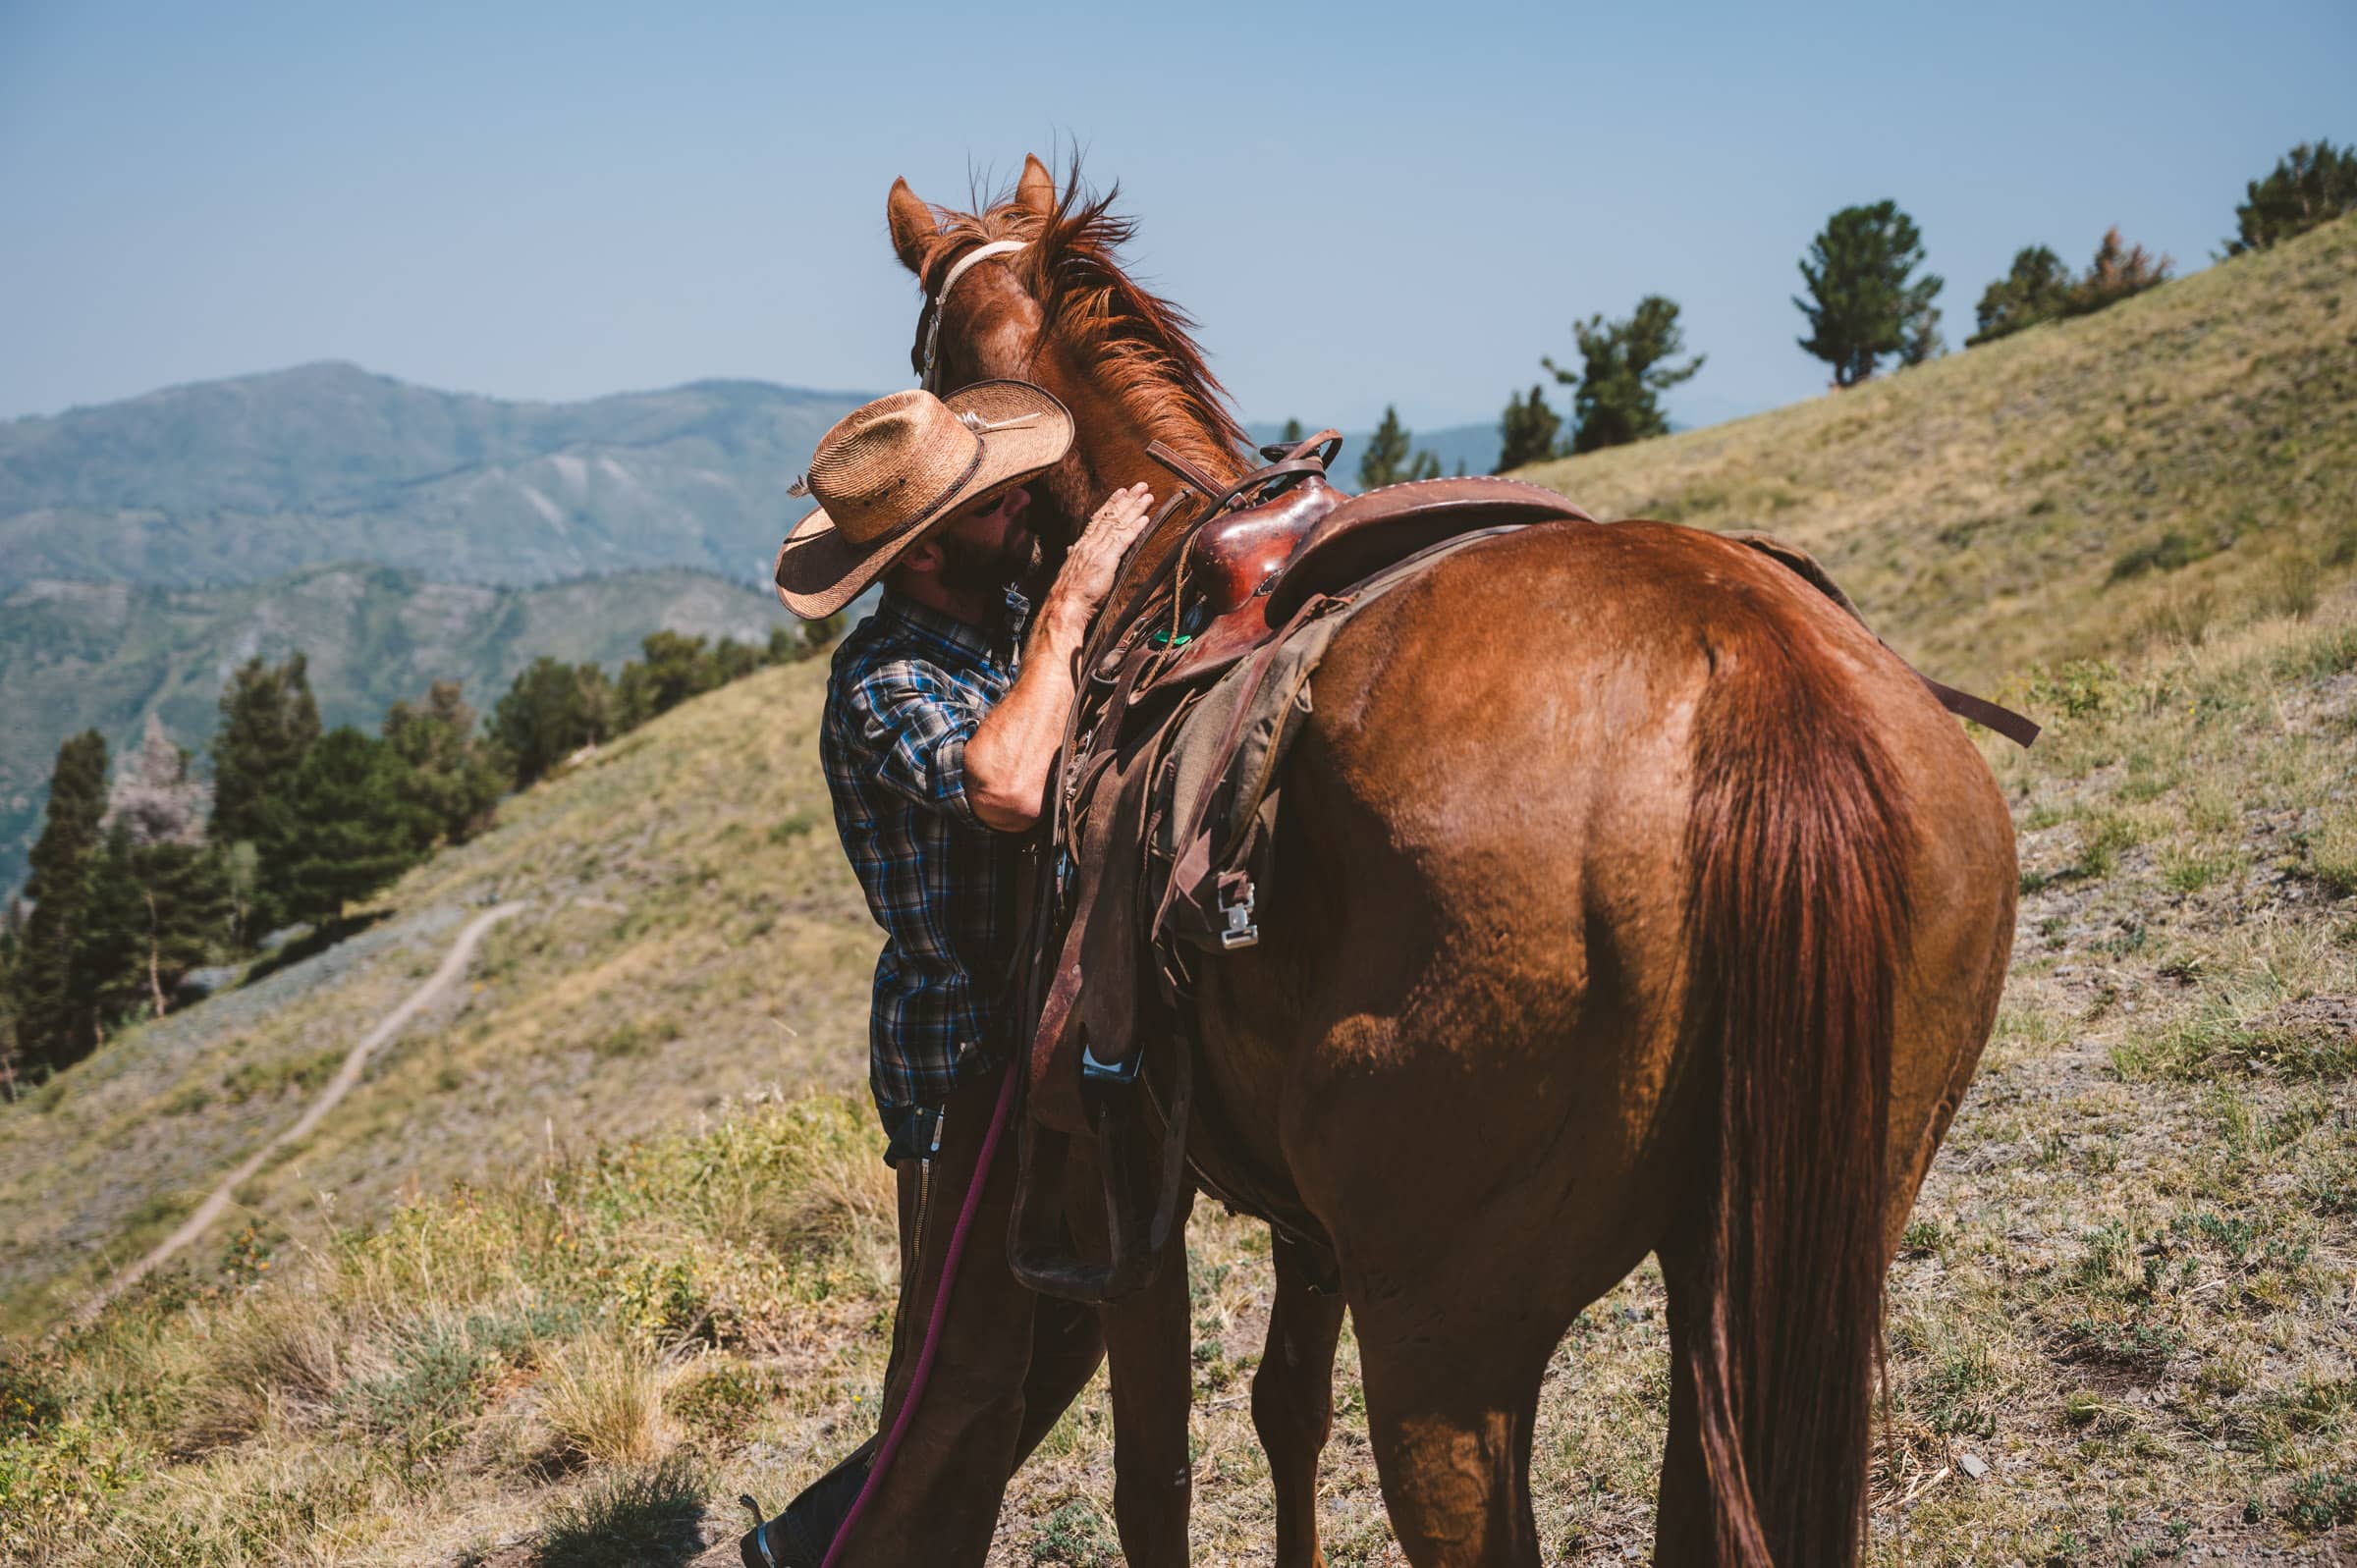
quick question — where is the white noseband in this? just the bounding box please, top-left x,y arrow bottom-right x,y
919,239 -> 1028,392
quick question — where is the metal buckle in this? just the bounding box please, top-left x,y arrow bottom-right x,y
1218,876 -> 1259,949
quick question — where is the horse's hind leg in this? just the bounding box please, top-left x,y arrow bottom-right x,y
1352,1291 -> 1553,1568
1254,1234 -> 1346,1568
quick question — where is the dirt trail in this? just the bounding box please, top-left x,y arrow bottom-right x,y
77,901 -> 526,1324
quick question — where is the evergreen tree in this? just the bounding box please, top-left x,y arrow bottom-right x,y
767,618 -> 842,665
1794,201 -> 1944,388
383,681 -> 506,847
10,731 -> 111,1074
0,906 -> 20,1098
264,729 -> 431,931
1495,384 -> 1564,471
210,654 -> 321,936
493,658 -> 617,785
1279,417 -> 1305,446
1969,230 -> 2173,349
1357,406 -> 1443,489
617,631 -> 721,729
2226,139 -> 2357,256
711,637 -> 762,684
73,826 -> 159,1031
1544,296 -> 1705,454
1970,244 -> 2072,345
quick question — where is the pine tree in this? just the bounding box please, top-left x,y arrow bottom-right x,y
1279,417 -> 1305,446
1968,230 -> 2173,349
1495,385 -> 1564,471
0,906 -> 20,1098
1970,245 -> 2072,345
767,618 -> 842,665
1357,406 -> 1443,489
1544,296 -> 1705,454
10,731 -> 111,1074
493,658 -> 616,785
210,654 -> 321,937
1794,201 -> 1944,388
383,681 -> 506,847
617,631 -> 721,730
2226,140 -> 2357,256
265,729 -> 431,932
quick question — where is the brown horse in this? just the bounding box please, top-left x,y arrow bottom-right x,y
889,155 -> 2015,1568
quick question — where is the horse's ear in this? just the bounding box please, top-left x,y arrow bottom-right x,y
1014,154 -> 1056,218
887,178 -> 934,274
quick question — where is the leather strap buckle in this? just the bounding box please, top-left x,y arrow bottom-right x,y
1216,873 -> 1259,950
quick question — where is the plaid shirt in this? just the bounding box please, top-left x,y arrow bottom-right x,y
820,589 -> 1028,1155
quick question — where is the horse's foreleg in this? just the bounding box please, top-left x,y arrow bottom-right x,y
1083,1174 -> 1197,1568
1254,1233 -> 1344,1568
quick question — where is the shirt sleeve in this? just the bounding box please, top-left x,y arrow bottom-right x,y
843,658 -> 989,827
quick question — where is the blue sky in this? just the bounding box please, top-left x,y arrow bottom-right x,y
2,0 -> 2349,434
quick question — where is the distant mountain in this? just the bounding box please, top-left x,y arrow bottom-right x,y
0,362 -> 871,593
0,563 -> 782,893
1244,418 -> 1502,479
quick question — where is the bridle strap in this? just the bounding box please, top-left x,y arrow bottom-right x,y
920,239 -> 1028,391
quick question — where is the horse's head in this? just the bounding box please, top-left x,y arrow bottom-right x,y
885,155 -> 1246,551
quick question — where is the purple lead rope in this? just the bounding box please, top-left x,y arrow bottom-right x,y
818,1060 -> 1021,1568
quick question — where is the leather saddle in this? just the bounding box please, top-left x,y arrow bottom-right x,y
1007,433 -> 1597,1301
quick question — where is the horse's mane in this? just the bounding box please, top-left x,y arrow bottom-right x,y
919,170 -> 1249,486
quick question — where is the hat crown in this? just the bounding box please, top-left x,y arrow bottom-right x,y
804,390 -> 984,545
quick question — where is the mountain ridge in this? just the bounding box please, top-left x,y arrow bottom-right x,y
0,363 -> 873,592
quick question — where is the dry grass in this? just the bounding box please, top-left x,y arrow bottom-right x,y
536,1334 -> 680,1468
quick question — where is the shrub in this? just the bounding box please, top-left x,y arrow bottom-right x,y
532,1455 -> 707,1568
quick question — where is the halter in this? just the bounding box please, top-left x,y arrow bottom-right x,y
919,239 -> 1027,392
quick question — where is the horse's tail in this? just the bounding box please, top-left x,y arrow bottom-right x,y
1676,576 -> 1915,1568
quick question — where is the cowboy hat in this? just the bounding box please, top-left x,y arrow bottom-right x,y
773,381 -> 1073,619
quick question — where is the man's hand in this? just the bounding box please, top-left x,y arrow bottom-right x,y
963,482 -> 1156,831
1043,482 -> 1155,633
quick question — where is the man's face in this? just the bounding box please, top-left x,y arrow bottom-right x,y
932,485 -> 1042,596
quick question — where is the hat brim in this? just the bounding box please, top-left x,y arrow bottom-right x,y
773,380 -> 1074,620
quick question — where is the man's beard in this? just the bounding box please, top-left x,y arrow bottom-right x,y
936,527 -> 1045,600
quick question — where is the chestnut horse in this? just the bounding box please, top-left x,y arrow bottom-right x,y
889,156 -> 2015,1568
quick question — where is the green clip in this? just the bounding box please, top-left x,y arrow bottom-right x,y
1149,628 -> 1193,650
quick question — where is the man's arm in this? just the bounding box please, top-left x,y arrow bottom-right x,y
965,483 -> 1155,830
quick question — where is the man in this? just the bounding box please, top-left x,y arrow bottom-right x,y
744,380 -> 1154,1568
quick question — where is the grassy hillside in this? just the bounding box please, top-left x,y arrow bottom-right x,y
1518,213 -> 2357,690
0,562 -> 783,893
0,647 -> 867,1335
3,227 -> 2354,1563
0,361 -> 864,593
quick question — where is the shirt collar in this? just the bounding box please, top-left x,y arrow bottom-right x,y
876,588 -> 1014,667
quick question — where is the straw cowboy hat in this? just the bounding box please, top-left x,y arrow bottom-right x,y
773,381 -> 1074,619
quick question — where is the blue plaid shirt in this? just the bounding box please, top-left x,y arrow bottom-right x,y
820,589 -> 1028,1155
